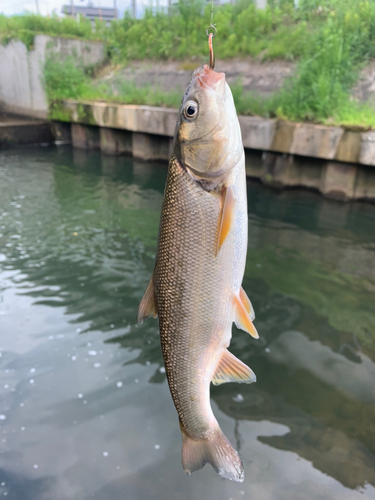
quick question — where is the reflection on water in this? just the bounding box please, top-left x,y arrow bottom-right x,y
0,146 -> 374,500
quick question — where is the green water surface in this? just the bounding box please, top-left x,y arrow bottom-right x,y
0,147 -> 374,500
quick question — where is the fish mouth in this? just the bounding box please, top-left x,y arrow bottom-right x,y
194,65 -> 225,95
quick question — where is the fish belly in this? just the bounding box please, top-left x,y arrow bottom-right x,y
153,156 -> 248,439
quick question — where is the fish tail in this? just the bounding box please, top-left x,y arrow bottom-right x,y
180,422 -> 244,483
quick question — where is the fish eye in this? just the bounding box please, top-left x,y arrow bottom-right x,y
183,101 -> 198,120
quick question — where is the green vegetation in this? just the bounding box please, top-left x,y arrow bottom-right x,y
4,0 -> 375,126
0,12 -> 99,49
44,56 -> 183,120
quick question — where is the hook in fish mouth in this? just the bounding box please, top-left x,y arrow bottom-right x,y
194,65 -> 225,96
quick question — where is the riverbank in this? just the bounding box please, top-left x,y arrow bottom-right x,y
50,100 -> 375,203
3,1 -> 375,128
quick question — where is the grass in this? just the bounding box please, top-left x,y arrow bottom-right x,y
0,12 -> 98,49
0,1 -> 307,59
45,55 -> 375,129
5,0 -> 375,127
44,57 -> 183,120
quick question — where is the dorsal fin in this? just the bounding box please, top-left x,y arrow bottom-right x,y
137,277 -> 158,324
239,286 -> 255,321
216,186 -> 236,256
233,295 -> 259,339
212,349 -> 256,386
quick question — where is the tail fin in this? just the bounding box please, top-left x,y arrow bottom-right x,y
180,423 -> 244,483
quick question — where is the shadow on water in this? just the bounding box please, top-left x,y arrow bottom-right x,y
0,146 -> 374,499
0,468 -> 54,500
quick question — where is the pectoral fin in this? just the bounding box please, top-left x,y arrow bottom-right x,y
137,276 -> 158,324
216,186 -> 236,256
212,349 -> 256,385
240,286 -> 255,321
234,295 -> 259,339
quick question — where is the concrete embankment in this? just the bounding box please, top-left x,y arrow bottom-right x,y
0,35 -> 105,119
52,100 -> 375,203
0,112 -> 53,147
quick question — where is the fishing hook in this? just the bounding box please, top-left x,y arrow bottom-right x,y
206,0 -> 216,69
207,30 -> 215,69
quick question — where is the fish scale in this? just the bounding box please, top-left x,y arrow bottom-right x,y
153,155 -> 247,437
138,65 -> 257,482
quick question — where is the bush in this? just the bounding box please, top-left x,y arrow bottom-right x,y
5,0 -> 375,126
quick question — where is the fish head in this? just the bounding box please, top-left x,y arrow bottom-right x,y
174,65 -> 243,180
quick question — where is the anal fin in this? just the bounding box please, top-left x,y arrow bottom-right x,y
240,286 -> 255,321
212,349 -> 256,386
234,295 -> 259,339
137,276 -> 158,324
216,186 -> 236,255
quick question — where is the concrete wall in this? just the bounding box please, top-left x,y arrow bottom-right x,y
51,99 -> 375,203
60,100 -> 375,167
0,35 -> 105,119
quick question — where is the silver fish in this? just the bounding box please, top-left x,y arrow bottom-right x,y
138,64 -> 258,482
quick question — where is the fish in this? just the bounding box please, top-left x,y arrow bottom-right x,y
138,64 -> 258,483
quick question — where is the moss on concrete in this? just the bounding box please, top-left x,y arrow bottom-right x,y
49,102 -> 73,122
76,103 -> 96,125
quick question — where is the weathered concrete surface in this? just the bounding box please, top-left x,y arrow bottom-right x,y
359,131 -> 375,166
100,128 -> 132,155
71,123 -> 100,150
57,118 -> 375,202
336,131 -> 362,163
352,60 -> 375,108
246,151 -> 323,192
354,165 -> 375,200
239,116 -> 277,151
0,36 -> 105,120
56,101 -> 375,203
76,123 -> 171,160
0,113 -> 53,148
100,58 -> 295,100
51,121 -> 72,144
245,150 -> 375,201
321,162 -> 358,200
59,100 -> 375,167
64,101 -> 177,137
132,132 -> 172,161
291,123 -> 344,159
271,121 -> 296,153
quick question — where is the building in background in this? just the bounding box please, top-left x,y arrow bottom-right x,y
255,0 -> 267,8
62,3 -> 117,26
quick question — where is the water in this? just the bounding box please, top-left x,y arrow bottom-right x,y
0,146 -> 374,500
